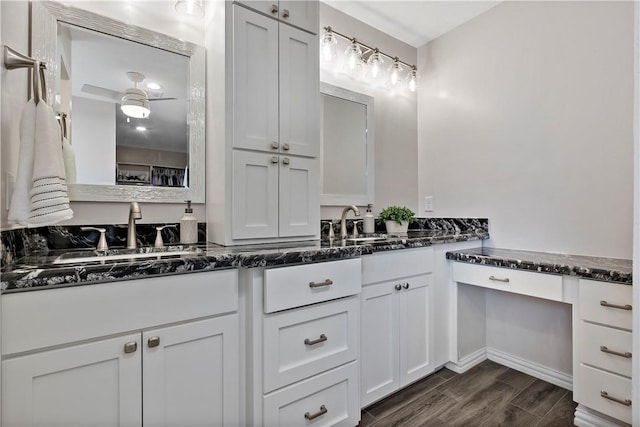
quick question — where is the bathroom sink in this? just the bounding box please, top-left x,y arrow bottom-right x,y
345,234 -> 389,243
52,245 -> 203,265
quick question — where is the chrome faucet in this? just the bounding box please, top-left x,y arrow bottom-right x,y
127,202 -> 142,249
340,205 -> 360,239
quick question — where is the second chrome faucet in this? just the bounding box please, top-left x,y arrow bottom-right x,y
340,205 -> 360,239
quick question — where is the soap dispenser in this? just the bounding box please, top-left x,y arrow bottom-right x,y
180,200 -> 198,244
363,204 -> 375,234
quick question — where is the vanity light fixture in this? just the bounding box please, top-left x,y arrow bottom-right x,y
175,0 -> 204,17
321,26 -> 418,92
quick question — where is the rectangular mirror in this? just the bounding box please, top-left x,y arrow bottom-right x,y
320,83 -> 374,206
32,1 -> 205,202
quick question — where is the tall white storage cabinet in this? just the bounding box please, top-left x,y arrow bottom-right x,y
207,2 -> 320,246
360,248 -> 435,408
1,271 -> 240,427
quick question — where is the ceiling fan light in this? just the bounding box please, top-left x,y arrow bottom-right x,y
121,88 -> 150,119
175,0 -> 204,17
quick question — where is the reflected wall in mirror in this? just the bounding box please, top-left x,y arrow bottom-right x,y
32,1 -> 205,202
320,83 -> 374,206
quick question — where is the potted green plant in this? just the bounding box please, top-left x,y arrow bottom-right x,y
378,206 -> 415,235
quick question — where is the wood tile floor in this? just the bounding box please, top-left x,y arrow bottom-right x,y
360,360 -> 577,427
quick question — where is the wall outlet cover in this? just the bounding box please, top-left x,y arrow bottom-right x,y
424,196 -> 433,212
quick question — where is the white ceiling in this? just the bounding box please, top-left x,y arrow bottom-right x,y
322,1 -> 502,47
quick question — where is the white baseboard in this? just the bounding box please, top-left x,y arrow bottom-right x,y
445,348 -> 487,374
574,404 -> 630,427
486,347 -> 573,391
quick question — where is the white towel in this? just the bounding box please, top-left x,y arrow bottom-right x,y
8,100 -> 37,225
28,102 -> 73,225
62,136 -> 77,184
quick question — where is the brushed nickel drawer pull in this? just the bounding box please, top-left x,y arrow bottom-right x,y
600,301 -> 632,310
304,334 -> 327,346
148,336 -> 160,348
270,4 -> 278,14
600,346 -> 632,358
309,279 -> 333,288
600,391 -> 632,406
124,341 -> 138,354
489,275 -> 510,283
282,8 -> 290,19
304,405 -> 327,420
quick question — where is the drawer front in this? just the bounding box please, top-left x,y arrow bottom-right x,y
2,270 -> 238,356
580,322 -> 632,377
264,258 -> 361,313
577,365 -> 632,424
451,262 -> 563,302
579,280 -> 633,330
263,362 -> 359,427
362,247 -> 434,285
263,297 -> 358,392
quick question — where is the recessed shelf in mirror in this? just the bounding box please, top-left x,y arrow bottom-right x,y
32,1 -> 205,202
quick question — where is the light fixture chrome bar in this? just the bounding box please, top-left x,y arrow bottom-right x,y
323,26 -> 416,72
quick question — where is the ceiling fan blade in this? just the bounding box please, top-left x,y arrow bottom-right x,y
148,97 -> 178,102
81,84 -> 123,102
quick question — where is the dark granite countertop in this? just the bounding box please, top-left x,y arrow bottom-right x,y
446,247 -> 632,285
0,228 -> 489,293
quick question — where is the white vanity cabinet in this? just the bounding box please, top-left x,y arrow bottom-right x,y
360,248 -> 435,407
575,279 -> 633,425
244,258 -> 362,426
226,4 -> 320,242
2,270 -> 241,427
235,0 -> 319,34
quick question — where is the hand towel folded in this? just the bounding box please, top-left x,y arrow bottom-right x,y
28,102 -> 73,225
62,136 -> 77,184
8,100 -> 36,225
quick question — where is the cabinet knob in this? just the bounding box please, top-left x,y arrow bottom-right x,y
394,284 -> 402,291
124,341 -> 138,354
282,143 -> 290,151
282,8 -> 290,19
270,3 -> 278,14
148,336 -> 161,348
403,282 -> 410,289
271,156 -> 279,164
282,157 -> 290,165
271,141 -> 279,150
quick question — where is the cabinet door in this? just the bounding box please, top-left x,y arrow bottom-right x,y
360,282 -> 400,407
232,150 -> 279,239
2,334 -> 142,427
143,314 -> 240,427
279,24 -> 319,158
279,0 -> 319,34
233,6 -> 279,153
278,155 -> 319,237
399,274 -> 434,386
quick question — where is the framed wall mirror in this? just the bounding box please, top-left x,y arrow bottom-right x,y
320,83 -> 374,206
32,1 -> 205,203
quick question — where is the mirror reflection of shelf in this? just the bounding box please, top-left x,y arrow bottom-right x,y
116,163 -> 187,187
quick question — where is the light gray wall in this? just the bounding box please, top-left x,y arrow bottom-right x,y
0,1 -> 205,229
320,3 -> 418,219
418,1 -> 634,258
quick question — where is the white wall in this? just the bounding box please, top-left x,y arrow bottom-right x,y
72,97 -> 116,185
418,1 -> 634,258
0,1 -> 205,229
320,3 -> 418,219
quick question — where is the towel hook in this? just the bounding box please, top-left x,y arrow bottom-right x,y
3,46 -> 48,104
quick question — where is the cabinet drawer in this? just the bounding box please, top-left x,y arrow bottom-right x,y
362,247 -> 433,285
579,322 -> 632,377
2,270 -> 238,355
451,262 -> 563,302
577,365 -> 632,424
264,258 -> 361,313
263,362 -> 359,427
263,296 -> 358,392
579,280 -> 632,330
